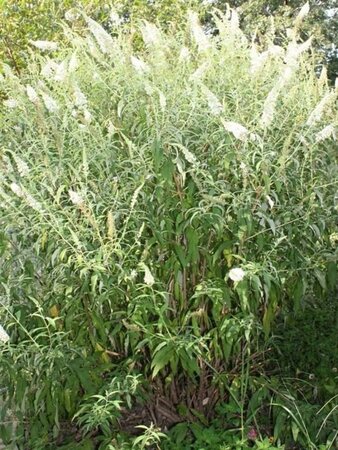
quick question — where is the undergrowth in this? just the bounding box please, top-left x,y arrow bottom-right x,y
0,4 -> 337,449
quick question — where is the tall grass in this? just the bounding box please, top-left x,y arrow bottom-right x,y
0,6 -> 337,449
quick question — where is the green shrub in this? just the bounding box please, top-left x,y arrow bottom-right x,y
0,5 -> 337,449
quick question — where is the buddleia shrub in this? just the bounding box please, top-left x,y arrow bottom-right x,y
0,5 -> 337,449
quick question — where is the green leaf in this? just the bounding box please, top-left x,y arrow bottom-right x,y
161,157 -> 175,182
292,277 -> 305,311
152,139 -> 164,172
291,420 -> 299,442
173,244 -> 187,268
314,269 -> 326,291
327,261 -> 337,290
263,303 -> 275,337
151,344 -> 174,378
186,226 -> 199,265
235,280 -> 250,312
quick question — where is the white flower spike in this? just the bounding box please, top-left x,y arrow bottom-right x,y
131,56 -> 149,74
142,264 -> 154,286
222,119 -> 259,142
13,155 -> 30,177
228,268 -> 245,282
26,85 -> 39,104
3,99 -> 18,108
29,40 -> 58,52
141,21 -> 162,46
41,93 -> 59,113
188,11 -> 211,52
0,325 -> 9,343
295,2 -> 310,23
65,9 -> 80,21
10,182 -> 23,197
315,124 -> 336,143
202,86 -> 223,116
68,190 -> 83,206
87,17 -> 115,54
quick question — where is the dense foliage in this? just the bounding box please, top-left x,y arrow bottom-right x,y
213,0 -> 338,81
0,5 -> 337,450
